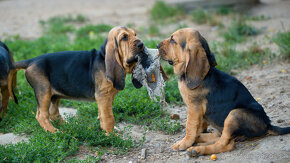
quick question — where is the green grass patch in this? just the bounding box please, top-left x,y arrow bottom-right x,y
76,24 -> 112,39
223,20 -> 259,42
273,31 -> 290,59
246,15 -> 270,21
211,41 -> 274,73
191,8 -> 210,24
40,15 -> 88,35
191,8 -> 221,26
216,6 -> 234,15
150,1 -> 184,22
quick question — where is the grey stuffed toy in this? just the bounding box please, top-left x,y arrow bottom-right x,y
132,48 -> 166,104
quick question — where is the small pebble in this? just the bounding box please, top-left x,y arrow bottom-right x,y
141,148 -> 147,160
277,119 -> 284,123
170,114 -> 180,120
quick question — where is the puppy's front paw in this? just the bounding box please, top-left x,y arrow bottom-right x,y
171,138 -> 193,151
186,147 -> 201,157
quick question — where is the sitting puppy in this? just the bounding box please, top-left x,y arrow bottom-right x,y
11,27 -> 145,134
157,28 -> 290,156
0,41 -> 17,121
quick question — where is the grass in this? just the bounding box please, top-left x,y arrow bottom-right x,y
40,14 -> 88,35
150,1 -> 184,22
191,8 -> 211,24
273,31 -> 290,59
191,8 -> 222,26
216,6 -> 234,15
210,41 -> 274,73
222,19 -> 259,42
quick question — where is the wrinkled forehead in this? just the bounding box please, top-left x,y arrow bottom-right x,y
109,26 -> 135,37
172,28 -> 200,43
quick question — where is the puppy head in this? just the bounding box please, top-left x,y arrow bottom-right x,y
105,26 -> 144,90
158,28 -> 217,89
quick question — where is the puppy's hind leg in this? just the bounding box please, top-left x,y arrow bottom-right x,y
195,131 -> 221,146
49,97 -> 63,122
187,110 -> 238,156
26,68 -> 56,133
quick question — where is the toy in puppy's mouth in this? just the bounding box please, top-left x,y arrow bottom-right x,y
132,47 -> 166,103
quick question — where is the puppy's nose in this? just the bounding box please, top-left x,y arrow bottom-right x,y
136,42 -> 144,50
156,44 -> 160,49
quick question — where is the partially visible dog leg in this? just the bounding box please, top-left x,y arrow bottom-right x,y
0,86 -> 9,120
187,111 -> 237,156
201,120 -> 208,133
95,90 -> 118,134
172,107 -> 203,150
49,97 -> 63,122
196,132 -> 221,145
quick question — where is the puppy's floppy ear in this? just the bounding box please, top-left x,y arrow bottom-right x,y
184,40 -> 210,89
199,35 -> 217,67
160,66 -> 169,81
105,37 -> 125,90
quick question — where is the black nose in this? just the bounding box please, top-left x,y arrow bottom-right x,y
136,42 -> 144,50
156,44 -> 160,49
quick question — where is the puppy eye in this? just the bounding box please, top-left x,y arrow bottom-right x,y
170,37 -> 176,44
122,34 -> 128,41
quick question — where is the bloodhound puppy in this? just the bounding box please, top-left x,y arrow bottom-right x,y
0,41 -> 17,121
11,26 -> 146,134
157,28 -> 290,156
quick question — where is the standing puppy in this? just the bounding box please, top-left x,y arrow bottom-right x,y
11,26 -> 144,134
157,28 -> 290,156
0,41 -> 18,121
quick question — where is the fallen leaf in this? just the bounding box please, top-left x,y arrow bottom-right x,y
256,97 -> 261,102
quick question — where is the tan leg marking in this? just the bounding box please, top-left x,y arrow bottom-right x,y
35,90 -> 56,133
172,107 -> 203,150
95,77 -> 118,134
196,132 -> 221,144
187,112 -> 237,156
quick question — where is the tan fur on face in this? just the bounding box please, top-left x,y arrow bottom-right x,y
158,28 -> 210,89
106,26 -> 142,73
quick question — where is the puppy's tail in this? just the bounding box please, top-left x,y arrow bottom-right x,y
8,69 -> 18,104
13,60 -> 32,70
268,125 -> 290,135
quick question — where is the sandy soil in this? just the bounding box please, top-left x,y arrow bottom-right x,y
0,0 -> 289,162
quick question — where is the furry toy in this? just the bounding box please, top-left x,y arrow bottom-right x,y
132,48 -> 166,104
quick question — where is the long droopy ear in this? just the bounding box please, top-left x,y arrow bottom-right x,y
105,37 -> 125,90
184,41 -> 210,89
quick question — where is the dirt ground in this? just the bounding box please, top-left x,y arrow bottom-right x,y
0,0 -> 289,162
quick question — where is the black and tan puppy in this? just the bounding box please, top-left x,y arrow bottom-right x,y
157,28 -> 290,156
11,26 -> 145,134
0,41 -> 17,121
